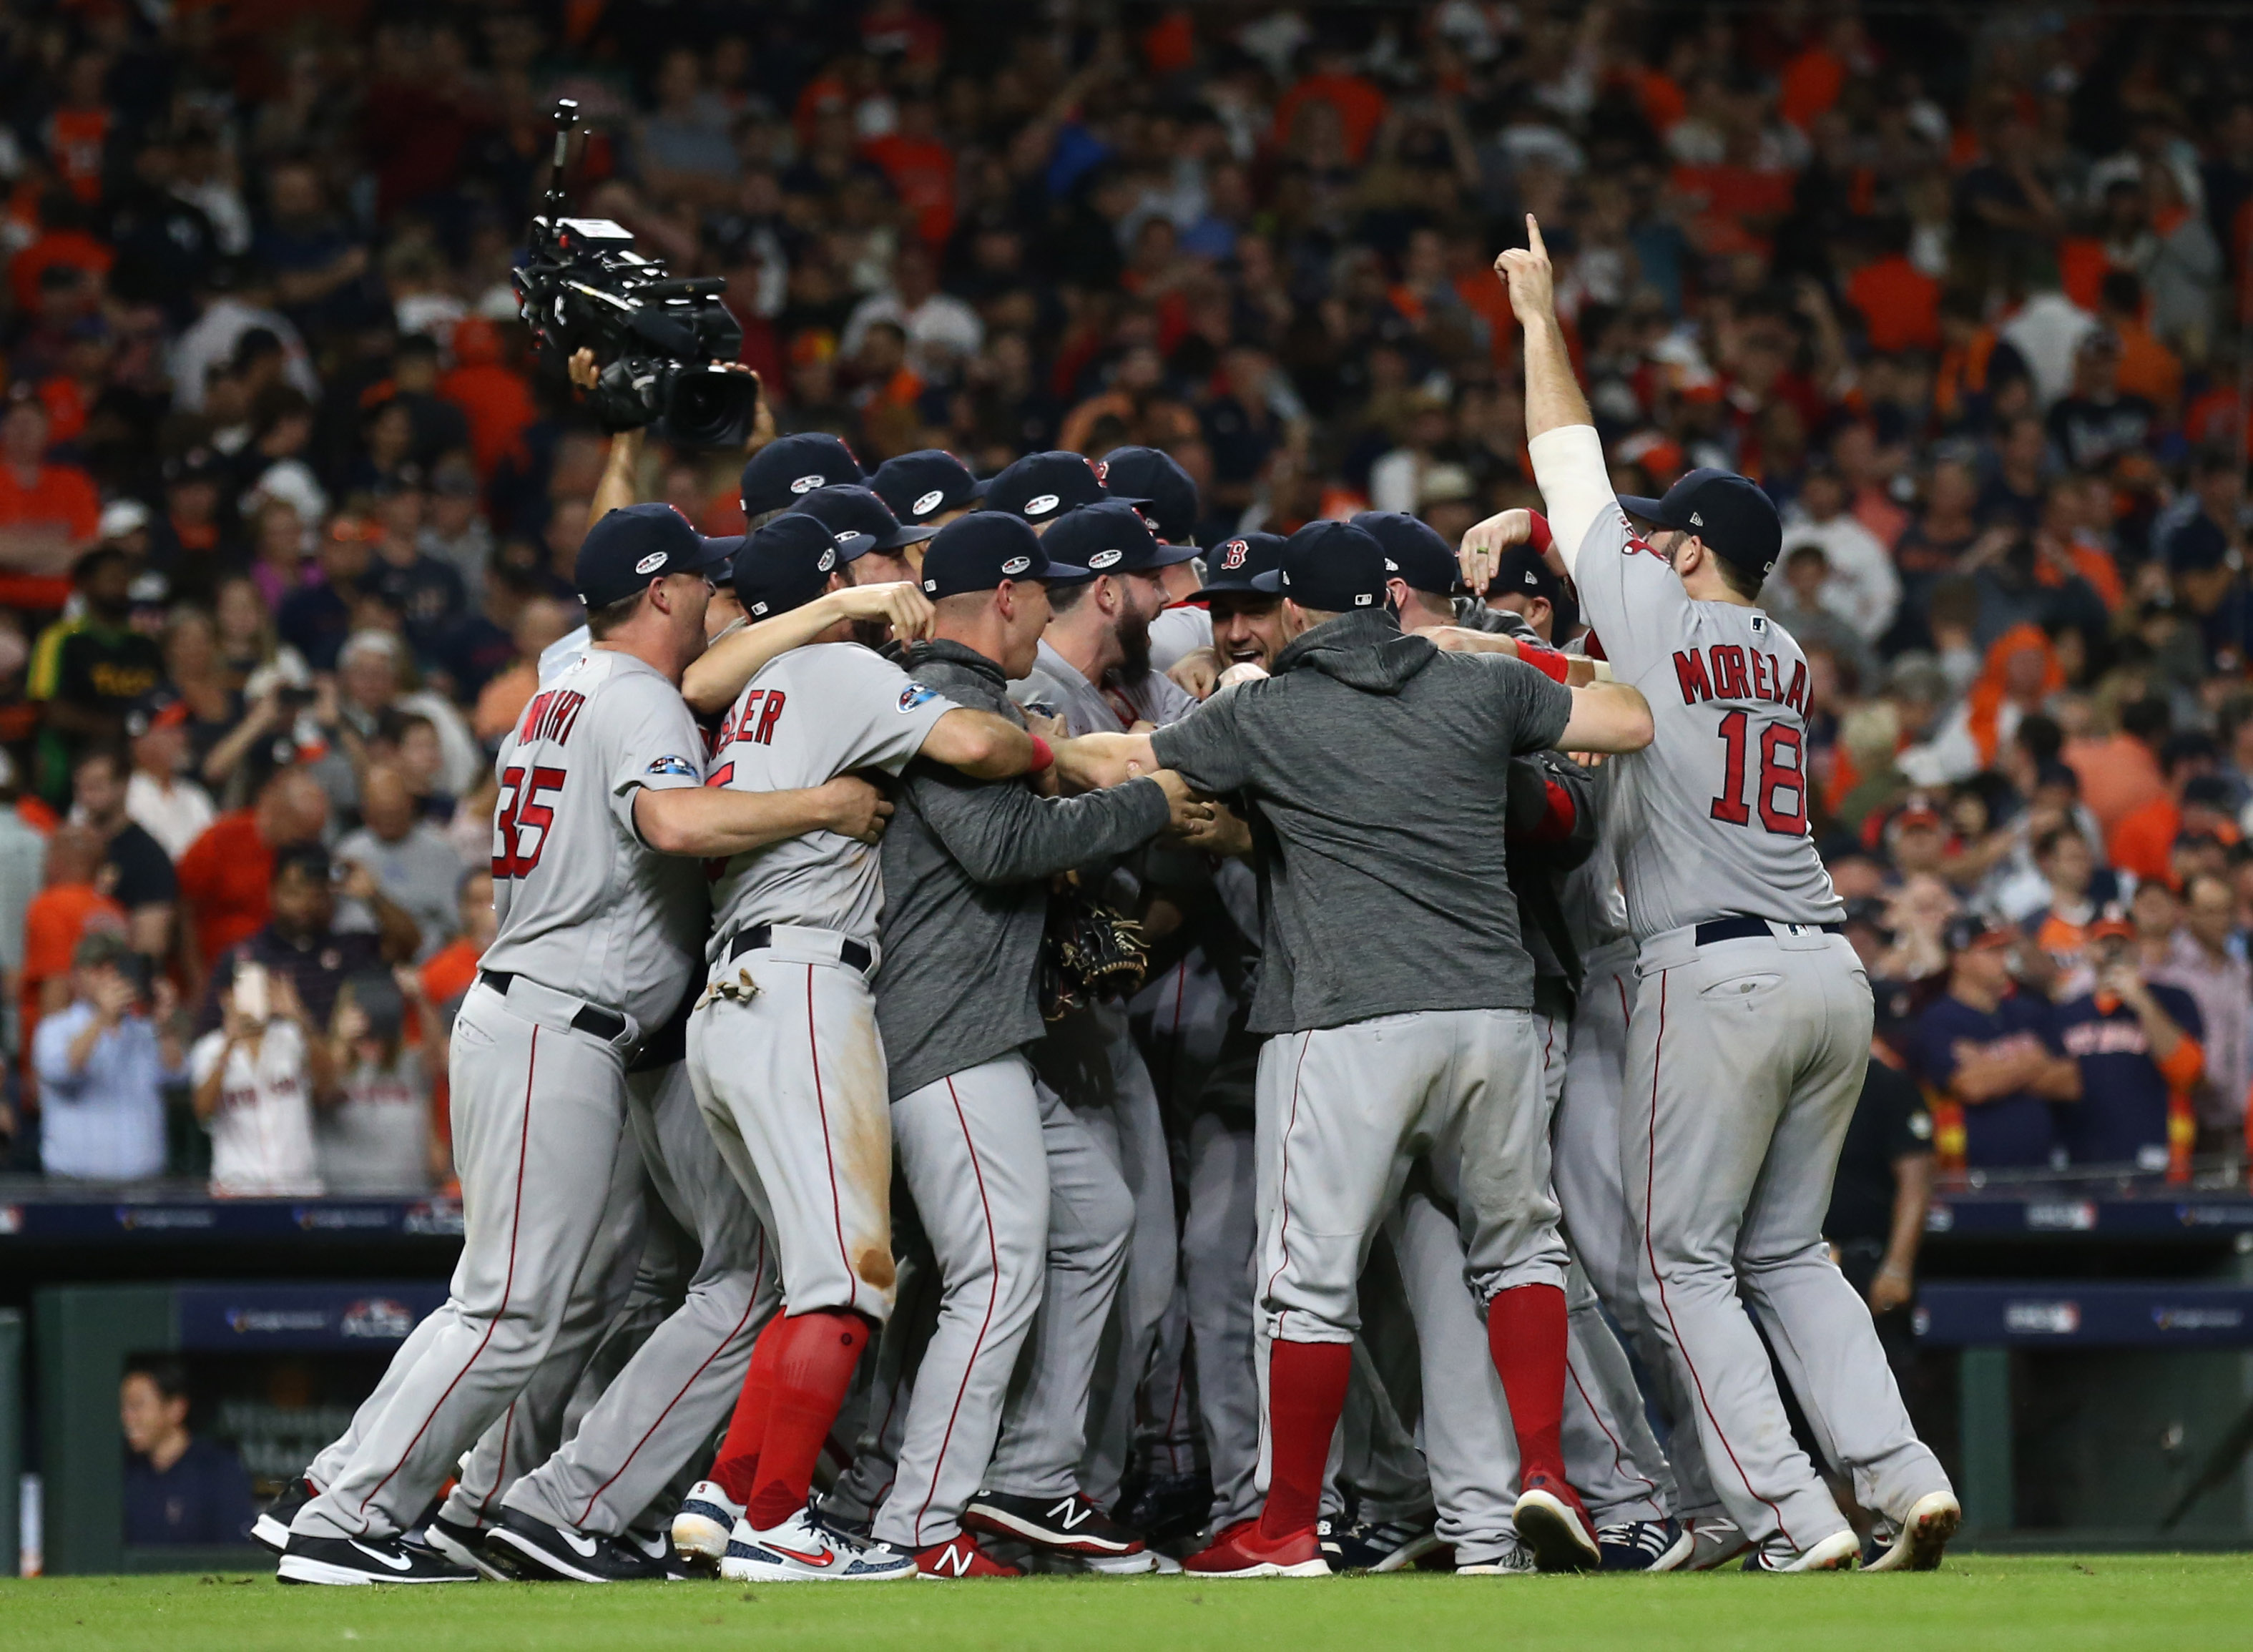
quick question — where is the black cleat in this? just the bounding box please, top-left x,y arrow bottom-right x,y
1124,1471 -> 1212,1549
963,1490 -> 1145,1555
1598,1518 -> 1681,1571
252,1475 -> 314,1555
277,1531 -> 479,1585
419,1513 -> 519,1582
483,1508 -> 666,1583
1318,1511 -> 1440,1573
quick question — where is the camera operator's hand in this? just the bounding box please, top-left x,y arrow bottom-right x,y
569,347 -> 601,391
717,363 -> 777,454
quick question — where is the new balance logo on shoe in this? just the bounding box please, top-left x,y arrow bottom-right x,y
932,1544 -> 974,1578
1049,1500 -> 1094,1531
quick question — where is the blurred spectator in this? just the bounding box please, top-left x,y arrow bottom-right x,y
21,825 -> 126,1063
471,596 -> 581,744
1914,914 -> 2080,1172
120,1358 -> 252,1546
124,694 -> 216,864
2152,872 -> 2253,1158
1771,464 -> 1899,644
0,390 -> 98,612
191,952 -> 327,1197
210,844 -> 412,1038
34,931 -> 181,1183
318,968 -> 443,1195
365,481 -> 468,667
28,548 -> 165,801
334,767 -> 461,962
2109,741 -> 2232,883
69,746 -> 175,967
176,769 -> 328,977
334,631 -> 481,800
2056,914 -> 2204,1175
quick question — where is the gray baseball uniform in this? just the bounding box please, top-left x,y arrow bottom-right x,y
1533,424 -> 1951,1552
1012,641 -> 1189,1510
691,641 -> 960,1324
293,648 -> 710,1543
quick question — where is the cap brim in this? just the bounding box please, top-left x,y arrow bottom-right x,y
1143,543 -> 1202,569
964,477 -> 991,499
1102,493 -> 1154,509
1183,576 -> 1270,605
1035,559 -> 1093,583
694,535 -> 743,571
1249,569 -> 1285,594
1616,494 -> 1673,524
877,524 -> 938,549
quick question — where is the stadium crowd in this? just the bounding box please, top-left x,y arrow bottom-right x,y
0,0 -> 2249,1193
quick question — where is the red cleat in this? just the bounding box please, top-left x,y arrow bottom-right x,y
916,1535 -> 1021,1579
1513,1472 -> 1600,1573
1183,1519 -> 1332,1578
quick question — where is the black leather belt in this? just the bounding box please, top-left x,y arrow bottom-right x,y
478,969 -> 629,1043
725,924 -> 873,974
1694,915 -> 1844,946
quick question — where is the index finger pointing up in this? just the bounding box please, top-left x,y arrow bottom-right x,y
1526,213 -> 1547,260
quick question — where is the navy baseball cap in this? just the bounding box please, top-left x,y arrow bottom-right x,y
986,451 -> 1145,526
576,503 -> 714,608
1618,468 -> 1784,583
1098,446 -> 1199,544
732,513 -> 844,619
741,433 -> 863,519
1042,501 -> 1199,577
1187,532 -> 1287,603
1253,521 -> 1389,613
920,512 -> 1089,599
871,448 -> 986,524
1353,511 -> 1459,596
787,484 -> 933,561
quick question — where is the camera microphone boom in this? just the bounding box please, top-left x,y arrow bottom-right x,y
513,99 -> 760,448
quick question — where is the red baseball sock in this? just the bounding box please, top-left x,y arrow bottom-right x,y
743,1309 -> 870,1530
708,1317 -> 787,1507
1487,1282 -> 1569,1484
1257,1339 -> 1351,1541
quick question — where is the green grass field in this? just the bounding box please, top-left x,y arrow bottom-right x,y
3,1556 -> 2249,1652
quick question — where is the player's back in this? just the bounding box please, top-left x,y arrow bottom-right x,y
480,648 -> 711,1030
1601,599 -> 1840,940
706,640 -> 958,960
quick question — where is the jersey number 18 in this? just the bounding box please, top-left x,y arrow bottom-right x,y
1708,709 -> 1807,835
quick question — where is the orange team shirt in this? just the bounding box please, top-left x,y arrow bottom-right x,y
2112,322 -> 2182,412
0,460 -> 101,611
20,882 -> 126,1063
860,134 -> 956,247
8,229 -> 113,314
1779,47 -> 1846,131
421,935 -> 484,1008
1273,72 -> 1389,162
2063,734 -> 2166,837
176,810 -> 276,967
46,107 -> 109,202
1846,256 -> 1941,353
2106,796 -> 2181,882
439,361 -> 536,478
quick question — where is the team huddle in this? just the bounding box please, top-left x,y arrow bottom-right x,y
253,219 -> 1960,1586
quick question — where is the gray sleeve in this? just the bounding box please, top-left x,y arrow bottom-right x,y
1478,654 -> 1574,753
910,769 -> 1172,886
1149,687 -> 1251,795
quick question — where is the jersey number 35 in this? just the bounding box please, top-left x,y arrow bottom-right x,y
494,764 -> 565,878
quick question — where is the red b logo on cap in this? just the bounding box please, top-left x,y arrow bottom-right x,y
1219,539 -> 1249,570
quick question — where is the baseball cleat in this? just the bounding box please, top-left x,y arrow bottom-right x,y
623,1527 -> 699,1580
1182,1519 -> 1331,1578
1317,1511 -> 1440,1573
276,1531 -> 481,1585
420,1513 -> 519,1582
915,1535 -> 1021,1578
1650,1515 -> 1748,1572
1742,1528 -> 1860,1572
1513,1473 -> 1601,1573
1456,1540 -> 1536,1575
1124,1471 -> 1212,1548
1863,1491 -> 1961,1573
252,1474 -> 315,1555
672,1480 -> 744,1565
719,1506 -> 917,1582
963,1490 -> 1146,1555
483,1508 -> 663,1583
1596,1518 -> 1681,1571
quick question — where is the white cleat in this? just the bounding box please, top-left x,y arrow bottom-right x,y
719,1506 -> 917,1583
672,1480 -> 744,1565
1864,1491 -> 1961,1573
1742,1528 -> 1860,1572
1456,1540 -> 1536,1575
1651,1515 -> 1749,1572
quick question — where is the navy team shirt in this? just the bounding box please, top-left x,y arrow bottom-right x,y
1914,989 -> 2063,1170
123,1435 -> 254,1545
2051,985 -> 2202,1171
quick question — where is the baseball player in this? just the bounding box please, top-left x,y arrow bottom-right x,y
1070,521 -> 1656,1578
986,450 -> 1147,536
1097,446 -> 1212,673
1493,215 -> 1959,1572
786,483 -> 934,594
870,448 -> 986,536
277,505 -> 894,1585
688,512 -> 1046,1583
832,512 -> 1194,1575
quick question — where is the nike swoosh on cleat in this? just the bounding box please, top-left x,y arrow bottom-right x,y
561,1530 -> 600,1558
350,1541 -> 415,1572
765,1542 -> 837,1567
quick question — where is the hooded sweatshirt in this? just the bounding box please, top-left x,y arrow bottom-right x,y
1150,609 -> 1572,1033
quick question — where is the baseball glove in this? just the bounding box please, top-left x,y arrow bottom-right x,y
1038,889 -> 1151,1021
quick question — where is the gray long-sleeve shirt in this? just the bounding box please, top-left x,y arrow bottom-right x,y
875,640 -> 1173,1101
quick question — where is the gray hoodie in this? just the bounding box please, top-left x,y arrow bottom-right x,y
875,639 -> 1173,1101
1150,609 -> 1571,1033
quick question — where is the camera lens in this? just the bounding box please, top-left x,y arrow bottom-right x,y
661,365 -> 760,448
